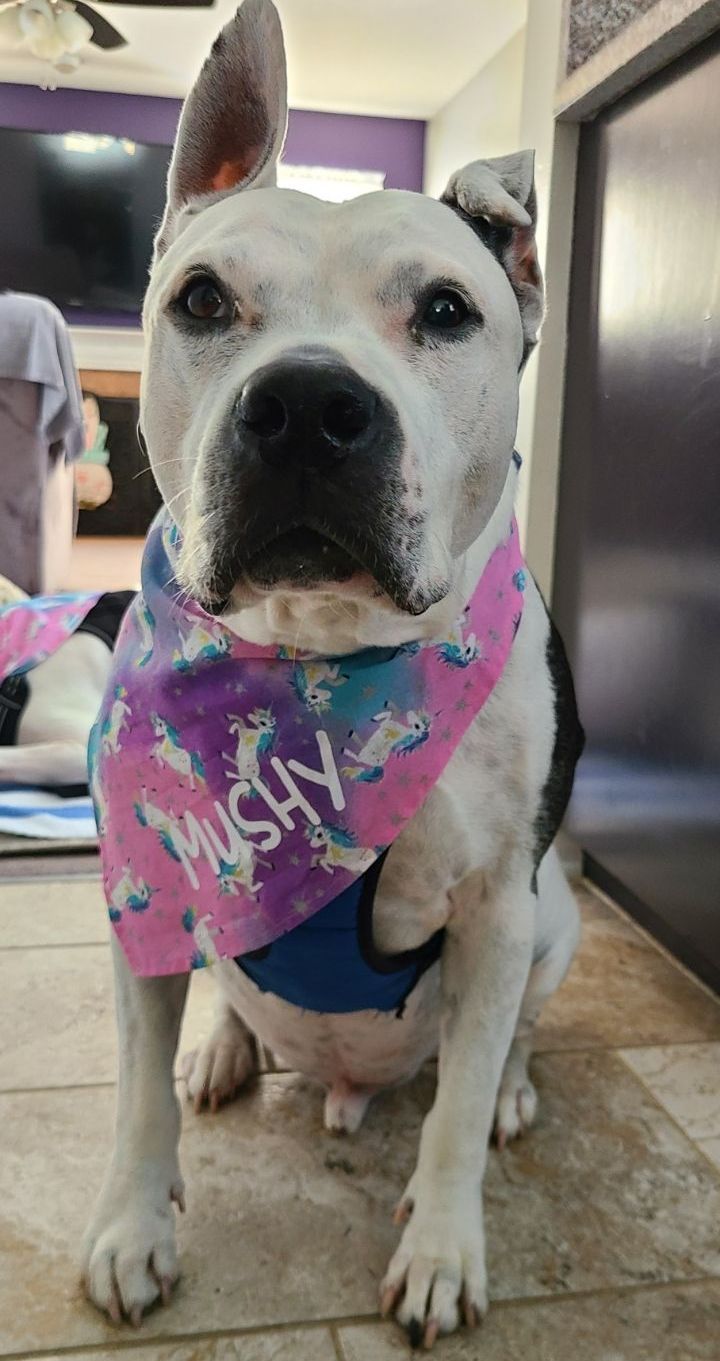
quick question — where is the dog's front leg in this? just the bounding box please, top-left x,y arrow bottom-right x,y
382,858 -> 534,1348
82,935 -> 189,1325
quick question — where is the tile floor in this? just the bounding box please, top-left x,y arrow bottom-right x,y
1,877 -> 719,1359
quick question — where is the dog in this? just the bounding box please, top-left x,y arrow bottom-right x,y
81,1 -> 583,1347
0,592 -> 132,788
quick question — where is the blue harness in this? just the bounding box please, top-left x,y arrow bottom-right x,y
236,853 -> 444,1016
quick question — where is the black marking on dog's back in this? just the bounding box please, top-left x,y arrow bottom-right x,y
532,614 -> 584,888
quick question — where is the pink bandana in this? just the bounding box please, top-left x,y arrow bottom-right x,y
90,512 -> 526,977
0,593 -> 102,686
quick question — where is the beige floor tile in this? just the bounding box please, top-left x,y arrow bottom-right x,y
0,877 -> 107,948
620,1043 -> 720,1141
2,1054 -> 720,1354
535,888 -> 720,1051
339,1281 -> 720,1361
0,944 -> 218,1090
23,1329 -> 338,1361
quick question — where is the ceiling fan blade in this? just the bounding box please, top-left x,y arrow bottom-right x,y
73,2 -> 128,49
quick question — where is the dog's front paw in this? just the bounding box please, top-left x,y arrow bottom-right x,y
381,1183 -> 488,1349
82,1163 -> 184,1325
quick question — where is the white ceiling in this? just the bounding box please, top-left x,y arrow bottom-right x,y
0,0 -> 527,118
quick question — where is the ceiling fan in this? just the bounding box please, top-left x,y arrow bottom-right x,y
0,0 -> 217,73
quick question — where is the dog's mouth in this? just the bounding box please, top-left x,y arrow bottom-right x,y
199,518 -> 437,617
243,526 -> 363,590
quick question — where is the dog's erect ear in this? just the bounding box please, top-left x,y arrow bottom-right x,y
441,150 -> 544,365
156,0 -> 287,256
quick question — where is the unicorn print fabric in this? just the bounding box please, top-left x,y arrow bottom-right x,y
90,510 -> 527,977
1,593 -> 102,685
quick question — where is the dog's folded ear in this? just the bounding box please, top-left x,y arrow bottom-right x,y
156,0 -> 287,256
441,151 -> 544,366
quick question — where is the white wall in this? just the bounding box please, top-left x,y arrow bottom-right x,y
515,0 -> 578,597
424,2 -> 577,598
423,29 -> 526,199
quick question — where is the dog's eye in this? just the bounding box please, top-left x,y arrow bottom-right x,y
180,277 -> 229,321
422,289 -> 470,330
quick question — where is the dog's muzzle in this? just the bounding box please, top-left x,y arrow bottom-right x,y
194,346 -> 430,613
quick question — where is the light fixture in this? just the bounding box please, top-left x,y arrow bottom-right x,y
0,0 -> 93,75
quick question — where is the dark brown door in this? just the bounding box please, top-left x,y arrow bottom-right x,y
554,32 -> 720,991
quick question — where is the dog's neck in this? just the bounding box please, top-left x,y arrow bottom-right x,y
221,468 -> 518,656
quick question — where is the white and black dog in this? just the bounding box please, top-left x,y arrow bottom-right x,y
0,593 -> 132,788
82,1 -> 583,1347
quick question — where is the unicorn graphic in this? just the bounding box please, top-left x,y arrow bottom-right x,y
342,706 -> 431,782
133,793 -> 182,862
25,611 -> 47,645
171,619 -> 231,672
136,603 -> 156,668
217,849 -> 265,897
109,868 -> 155,917
289,660 -> 347,712
307,821 -> 377,876
223,707 -> 276,783
92,777 -> 109,837
150,713 -> 206,791
181,906 -> 220,968
101,685 -> 131,756
436,616 -> 482,669
61,608 -> 86,634
87,722 -> 107,833
163,519 -> 181,553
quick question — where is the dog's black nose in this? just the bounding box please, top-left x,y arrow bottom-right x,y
236,356 -> 380,471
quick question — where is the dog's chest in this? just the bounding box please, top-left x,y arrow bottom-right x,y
208,649 -> 544,1087
214,955 -> 441,1086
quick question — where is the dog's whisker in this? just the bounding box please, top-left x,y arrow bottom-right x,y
132,457 -> 187,483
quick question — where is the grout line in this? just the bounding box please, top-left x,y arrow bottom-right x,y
0,875 -> 101,887
3,1278 -> 720,1360
0,1071 -> 304,1100
533,1037 -> 720,1057
0,941 -> 108,953
0,1316 -> 371,1361
580,878 -> 720,1009
0,874 -> 100,887
615,1051 -> 720,1183
491,1275 -> 720,1310
0,1042 -> 715,1100
0,1080 -> 117,1097
330,1322 -> 348,1361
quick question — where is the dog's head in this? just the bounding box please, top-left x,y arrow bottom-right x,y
142,0 -> 543,649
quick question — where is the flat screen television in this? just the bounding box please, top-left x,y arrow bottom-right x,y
0,127 -> 172,317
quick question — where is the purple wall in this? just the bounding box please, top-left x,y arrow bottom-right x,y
0,83 -> 424,327
0,83 -> 425,190
286,109 -> 424,192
